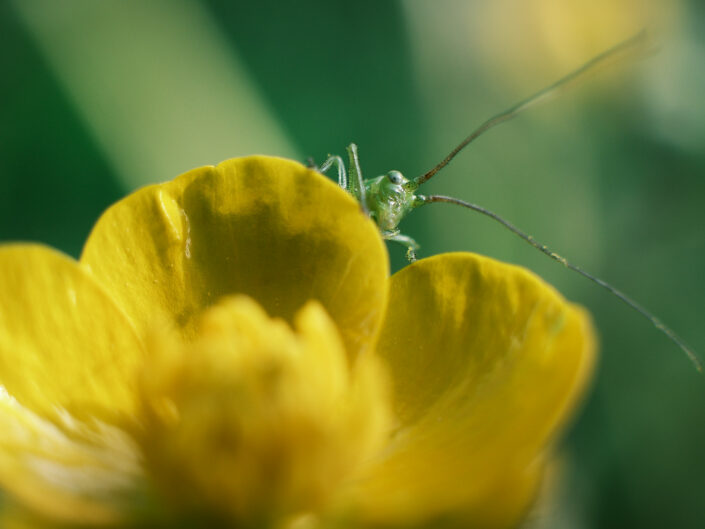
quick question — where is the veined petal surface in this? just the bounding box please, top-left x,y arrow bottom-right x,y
81,157 -> 389,357
352,253 -> 596,528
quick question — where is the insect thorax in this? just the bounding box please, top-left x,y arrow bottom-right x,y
365,171 -> 420,232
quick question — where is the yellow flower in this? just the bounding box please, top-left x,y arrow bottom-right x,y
0,157 -> 595,528
474,0 -> 682,81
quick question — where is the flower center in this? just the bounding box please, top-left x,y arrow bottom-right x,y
136,296 -> 390,526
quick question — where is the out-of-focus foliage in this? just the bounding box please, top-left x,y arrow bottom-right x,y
1,1 -> 704,527
0,2 -> 122,256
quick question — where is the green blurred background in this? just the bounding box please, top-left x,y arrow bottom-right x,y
1,1 -> 703,527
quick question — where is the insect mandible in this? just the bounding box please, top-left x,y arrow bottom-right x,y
308,32 -> 702,373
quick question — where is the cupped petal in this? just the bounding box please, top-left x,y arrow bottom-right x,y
350,252 -> 596,528
0,245 -> 145,423
80,157 -> 389,357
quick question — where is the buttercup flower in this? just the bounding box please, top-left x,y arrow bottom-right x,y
0,157 -> 595,528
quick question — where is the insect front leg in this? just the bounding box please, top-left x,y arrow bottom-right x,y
345,144 -> 369,215
383,230 -> 420,263
316,155 -> 348,191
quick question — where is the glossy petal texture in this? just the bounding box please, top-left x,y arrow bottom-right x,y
0,245 -> 144,423
352,253 -> 596,528
81,157 -> 389,358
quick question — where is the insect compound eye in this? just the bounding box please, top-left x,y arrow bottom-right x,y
387,171 -> 404,185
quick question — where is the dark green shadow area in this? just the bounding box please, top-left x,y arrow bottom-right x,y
0,3 -> 123,258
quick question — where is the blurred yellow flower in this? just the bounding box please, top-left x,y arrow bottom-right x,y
0,157 -> 595,528
475,0 -> 682,80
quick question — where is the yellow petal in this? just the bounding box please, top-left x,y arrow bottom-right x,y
351,252 -> 596,528
0,387 -> 139,526
0,245 -> 144,424
137,296 -> 390,525
0,245 -> 144,524
80,156 -> 389,357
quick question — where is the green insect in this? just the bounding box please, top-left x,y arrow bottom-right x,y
309,33 -> 702,373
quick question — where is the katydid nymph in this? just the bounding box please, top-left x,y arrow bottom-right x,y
309,33 -> 703,373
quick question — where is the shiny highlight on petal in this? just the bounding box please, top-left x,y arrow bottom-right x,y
0,386 -> 140,525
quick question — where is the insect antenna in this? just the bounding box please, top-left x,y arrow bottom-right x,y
415,32 -> 650,186
422,194 -> 703,372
